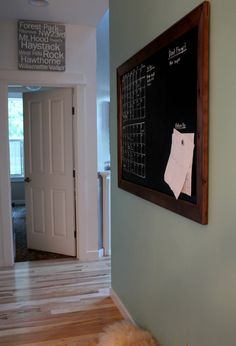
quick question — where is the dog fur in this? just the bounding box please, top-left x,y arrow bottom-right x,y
90,321 -> 159,346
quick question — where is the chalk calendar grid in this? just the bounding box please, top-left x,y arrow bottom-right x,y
122,65 -> 146,179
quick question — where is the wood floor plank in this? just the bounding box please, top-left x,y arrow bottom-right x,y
0,258 -> 123,345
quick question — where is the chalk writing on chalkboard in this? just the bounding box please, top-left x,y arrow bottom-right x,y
168,41 -> 187,67
121,64 -> 147,178
120,24 -> 198,201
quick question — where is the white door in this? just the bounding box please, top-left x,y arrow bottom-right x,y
23,88 -> 76,256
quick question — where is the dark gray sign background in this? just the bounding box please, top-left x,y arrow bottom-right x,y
18,20 -> 65,72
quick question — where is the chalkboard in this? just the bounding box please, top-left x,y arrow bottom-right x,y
117,2 -> 209,224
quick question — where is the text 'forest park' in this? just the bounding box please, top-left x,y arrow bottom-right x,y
19,20 -> 65,38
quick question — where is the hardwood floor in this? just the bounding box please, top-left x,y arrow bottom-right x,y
0,258 -> 123,345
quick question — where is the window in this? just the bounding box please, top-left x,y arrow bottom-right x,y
8,96 -> 24,178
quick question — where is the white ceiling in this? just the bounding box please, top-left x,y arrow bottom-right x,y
0,0 -> 109,27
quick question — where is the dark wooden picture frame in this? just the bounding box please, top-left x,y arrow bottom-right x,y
117,2 -> 209,224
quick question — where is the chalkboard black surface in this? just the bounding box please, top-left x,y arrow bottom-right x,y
117,2 -> 209,224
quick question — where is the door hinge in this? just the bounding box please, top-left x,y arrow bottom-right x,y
74,230 -> 77,238
72,106 -> 75,115
73,169 -> 75,178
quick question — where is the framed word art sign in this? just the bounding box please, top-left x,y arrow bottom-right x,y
18,20 -> 65,72
117,2 -> 209,224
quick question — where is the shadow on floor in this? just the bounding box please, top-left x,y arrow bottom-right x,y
12,206 -> 73,262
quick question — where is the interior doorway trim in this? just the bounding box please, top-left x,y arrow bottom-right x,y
0,70 -> 99,266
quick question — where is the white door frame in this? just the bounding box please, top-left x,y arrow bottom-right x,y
0,70 -> 99,266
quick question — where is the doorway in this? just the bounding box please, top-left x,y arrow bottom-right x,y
8,85 -> 76,262
0,77 -> 99,267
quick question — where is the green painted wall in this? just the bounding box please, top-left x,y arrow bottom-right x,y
110,0 -> 236,345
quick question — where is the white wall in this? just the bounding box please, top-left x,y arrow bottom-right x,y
0,81 -> 14,266
96,11 -> 110,252
0,19 -> 99,265
96,11 -> 110,172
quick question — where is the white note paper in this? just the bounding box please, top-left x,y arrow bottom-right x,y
164,129 -> 194,199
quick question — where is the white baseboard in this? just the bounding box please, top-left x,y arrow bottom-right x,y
0,257 -> 14,267
104,249 -> 111,256
110,288 -> 136,324
80,249 -> 104,260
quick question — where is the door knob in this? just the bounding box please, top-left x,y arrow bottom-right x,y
24,177 -> 31,183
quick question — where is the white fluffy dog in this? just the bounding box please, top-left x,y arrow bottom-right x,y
93,321 -> 159,346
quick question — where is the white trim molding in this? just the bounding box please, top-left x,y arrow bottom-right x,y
110,288 -> 136,324
0,69 -> 85,86
0,81 -> 14,267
